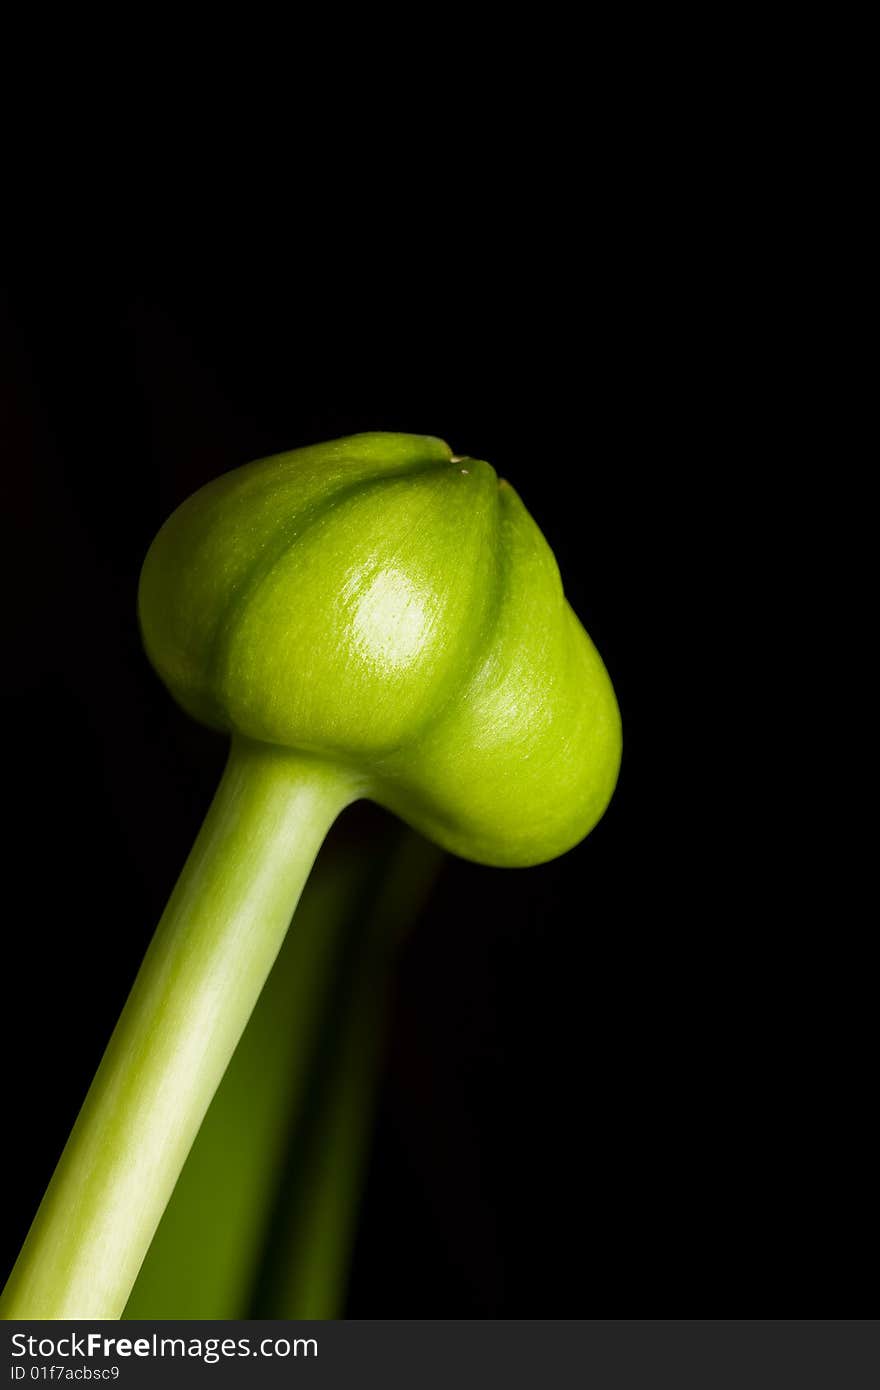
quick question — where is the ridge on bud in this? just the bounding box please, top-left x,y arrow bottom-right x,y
139,432 -> 621,867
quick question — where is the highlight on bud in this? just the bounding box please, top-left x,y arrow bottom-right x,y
139,432 -> 621,866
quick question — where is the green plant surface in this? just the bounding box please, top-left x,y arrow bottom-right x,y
140,431 -> 621,866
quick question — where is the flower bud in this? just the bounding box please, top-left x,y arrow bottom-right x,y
139,433 -> 621,866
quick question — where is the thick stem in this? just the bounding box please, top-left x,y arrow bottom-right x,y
122,842 -> 373,1320
0,737 -> 358,1320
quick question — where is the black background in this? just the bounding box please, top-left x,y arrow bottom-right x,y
0,244 -> 860,1314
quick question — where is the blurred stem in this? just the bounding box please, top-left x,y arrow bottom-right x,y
0,738 -> 356,1321
255,831 -> 444,1319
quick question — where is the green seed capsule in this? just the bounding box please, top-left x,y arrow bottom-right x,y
139,432 -> 621,866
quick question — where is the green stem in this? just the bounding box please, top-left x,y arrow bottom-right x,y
273,960 -> 388,1319
122,840 -> 372,1320
0,737 -> 357,1321
257,831 -> 443,1318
